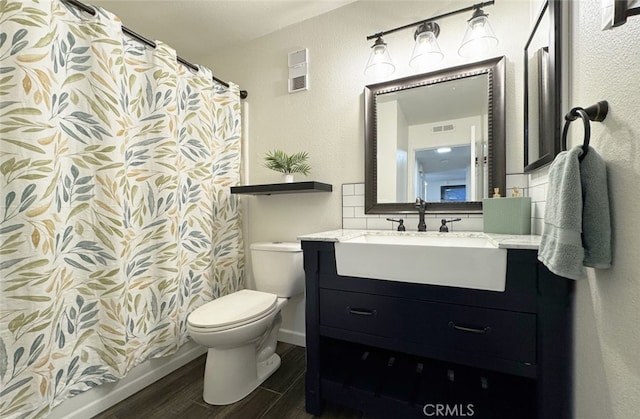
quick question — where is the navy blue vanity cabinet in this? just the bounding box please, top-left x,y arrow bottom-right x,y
303,240 -> 573,419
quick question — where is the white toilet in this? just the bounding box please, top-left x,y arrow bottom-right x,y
186,242 -> 304,405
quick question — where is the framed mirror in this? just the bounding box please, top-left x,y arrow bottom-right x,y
364,56 -> 505,214
524,0 -> 563,172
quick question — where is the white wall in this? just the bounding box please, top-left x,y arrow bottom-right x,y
207,0 -> 531,342
567,1 -> 640,417
527,1 -> 640,417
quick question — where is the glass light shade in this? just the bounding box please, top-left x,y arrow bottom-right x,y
458,11 -> 498,58
409,30 -> 444,71
364,37 -> 395,77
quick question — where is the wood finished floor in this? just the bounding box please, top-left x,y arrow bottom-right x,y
92,342 -> 364,419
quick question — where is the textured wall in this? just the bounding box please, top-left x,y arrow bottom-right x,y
568,1 -> 640,417
529,1 -> 640,416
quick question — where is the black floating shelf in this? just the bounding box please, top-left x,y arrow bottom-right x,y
230,181 -> 332,195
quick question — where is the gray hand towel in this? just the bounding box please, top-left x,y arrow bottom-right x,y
580,146 -> 611,268
538,146 -> 611,279
538,147 -> 585,279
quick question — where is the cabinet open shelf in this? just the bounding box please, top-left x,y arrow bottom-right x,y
320,337 -> 536,419
230,181 -> 332,195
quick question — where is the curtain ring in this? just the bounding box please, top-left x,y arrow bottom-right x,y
561,107 -> 590,161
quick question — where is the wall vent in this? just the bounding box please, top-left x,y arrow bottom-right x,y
288,48 -> 309,93
432,124 -> 455,133
290,75 -> 307,92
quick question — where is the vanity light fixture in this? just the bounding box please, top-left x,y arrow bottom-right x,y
365,0 -> 498,77
364,36 -> 395,77
436,147 -> 452,154
458,7 -> 499,57
409,22 -> 444,71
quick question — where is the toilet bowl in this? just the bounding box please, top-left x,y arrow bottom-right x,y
186,242 -> 304,405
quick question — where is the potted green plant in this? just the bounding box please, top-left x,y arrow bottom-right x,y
264,149 -> 311,182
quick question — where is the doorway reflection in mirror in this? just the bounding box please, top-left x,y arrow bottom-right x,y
414,143 -> 487,203
376,75 -> 489,204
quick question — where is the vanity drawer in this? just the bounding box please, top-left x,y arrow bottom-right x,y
319,289 -> 536,364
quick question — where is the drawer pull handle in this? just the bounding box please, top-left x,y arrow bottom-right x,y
347,306 -> 377,316
448,321 -> 491,334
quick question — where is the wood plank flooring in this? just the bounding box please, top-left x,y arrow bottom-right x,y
92,342 -> 364,419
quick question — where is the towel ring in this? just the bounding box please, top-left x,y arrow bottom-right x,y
561,100 -> 608,162
562,108 -> 590,161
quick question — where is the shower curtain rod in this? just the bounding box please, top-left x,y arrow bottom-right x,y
62,0 -> 248,99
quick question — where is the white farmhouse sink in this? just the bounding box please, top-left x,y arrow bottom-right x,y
334,232 -> 507,292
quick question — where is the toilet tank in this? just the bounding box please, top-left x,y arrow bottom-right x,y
250,242 -> 304,297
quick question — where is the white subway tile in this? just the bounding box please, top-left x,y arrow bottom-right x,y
538,201 -> 546,218
455,217 -> 484,232
343,218 -> 367,229
528,185 -> 539,201
367,217 -> 395,230
354,206 -> 366,217
343,206 -> 355,218
506,174 -> 528,192
532,201 -> 546,219
530,184 -> 547,202
343,194 -> 364,207
342,184 -> 355,196
529,168 -> 550,187
442,213 -> 472,219
354,183 -> 365,195
532,218 -> 545,235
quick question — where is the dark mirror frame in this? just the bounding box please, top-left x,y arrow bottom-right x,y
364,56 -> 506,214
524,0 -> 563,172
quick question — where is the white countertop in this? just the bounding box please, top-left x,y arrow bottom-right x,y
297,229 -> 541,250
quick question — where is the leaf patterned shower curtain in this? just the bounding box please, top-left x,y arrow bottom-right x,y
0,1 -> 244,417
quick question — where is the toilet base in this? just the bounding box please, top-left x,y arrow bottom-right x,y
257,352 -> 281,385
202,345 -> 281,405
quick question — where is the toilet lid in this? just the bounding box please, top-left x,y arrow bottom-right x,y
187,289 -> 277,329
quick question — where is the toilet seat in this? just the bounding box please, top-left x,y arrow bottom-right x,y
188,289 -> 278,332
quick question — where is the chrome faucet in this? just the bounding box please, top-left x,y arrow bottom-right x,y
415,198 -> 427,232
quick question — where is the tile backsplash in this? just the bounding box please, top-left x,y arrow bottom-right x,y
528,168 -> 549,235
342,172 -> 547,234
341,183 -> 484,232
